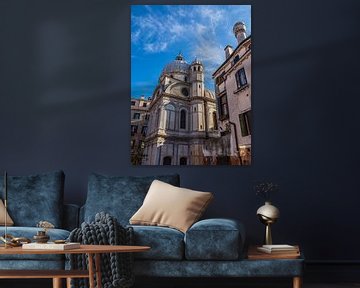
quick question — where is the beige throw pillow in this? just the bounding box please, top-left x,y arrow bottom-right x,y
130,180 -> 213,233
0,199 -> 14,226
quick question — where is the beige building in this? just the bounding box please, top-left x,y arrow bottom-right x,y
142,54 -> 225,165
213,21 -> 252,165
131,96 -> 151,165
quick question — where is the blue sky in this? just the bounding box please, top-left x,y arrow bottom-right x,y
131,5 -> 251,98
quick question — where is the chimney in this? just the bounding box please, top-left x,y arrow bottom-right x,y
224,45 -> 233,59
233,21 -> 247,44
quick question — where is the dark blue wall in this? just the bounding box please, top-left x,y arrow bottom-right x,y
1,0 -> 359,262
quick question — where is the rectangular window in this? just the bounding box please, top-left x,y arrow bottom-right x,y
141,126 -> 148,136
239,110 -> 252,137
145,114 -> 150,120
133,113 -> 140,119
218,95 -> 229,119
131,125 -> 138,136
235,67 -> 247,88
216,74 -> 225,85
233,55 -> 240,65
131,101 -> 136,106
142,103 -> 147,107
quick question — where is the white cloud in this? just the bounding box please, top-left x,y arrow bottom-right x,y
194,23 -> 207,35
169,22 -> 186,36
144,42 -> 168,53
131,30 -> 141,43
132,5 -> 249,85
132,6 -> 225,55
197,6 -> 225,28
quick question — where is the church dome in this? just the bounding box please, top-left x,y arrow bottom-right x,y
205,89 -> 216,100
162,53 -> 190,75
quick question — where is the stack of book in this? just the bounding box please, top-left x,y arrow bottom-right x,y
248,244 -> 300,260
257,244 -> 299,254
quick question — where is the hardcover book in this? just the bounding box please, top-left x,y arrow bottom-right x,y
22,242 -> 80,250
248,245 -> 301,260
257,244 -> 299,254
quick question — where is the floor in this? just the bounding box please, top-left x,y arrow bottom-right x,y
1,280 -> 360,288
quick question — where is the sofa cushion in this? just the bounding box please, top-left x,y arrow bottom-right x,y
184,218 -> 245,260
130,225 -> 184,260
0,199 -> 14,226
0,171 -> 65,227
130,180 -> 213,233
84,174 -> 180,225
0,227 -> 70,261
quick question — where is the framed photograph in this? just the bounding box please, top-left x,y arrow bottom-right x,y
131,5 -> 251,166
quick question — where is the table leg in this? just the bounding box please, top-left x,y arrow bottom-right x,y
293,276 -> 302,288
88,253 -> 95,288
52,278 -> 62,288
95,253 -> 102,288
66,277 -> 72,288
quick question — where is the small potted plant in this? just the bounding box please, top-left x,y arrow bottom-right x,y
34,221 -> 54,243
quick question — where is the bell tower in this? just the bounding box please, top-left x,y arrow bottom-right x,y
233,21 -> 247,44
189,58 -> 204,97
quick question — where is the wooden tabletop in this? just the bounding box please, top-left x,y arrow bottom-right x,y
247,245 -> 300,260
0,245 -> 150,255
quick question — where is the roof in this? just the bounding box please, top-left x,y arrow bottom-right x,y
212,35 -> 251,77
162,54 -> 190,75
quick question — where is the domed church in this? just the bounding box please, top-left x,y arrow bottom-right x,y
142,54 -> 229,165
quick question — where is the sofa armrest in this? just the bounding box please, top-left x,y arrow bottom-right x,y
63,204 -> 80,231
184,218 -> 245,260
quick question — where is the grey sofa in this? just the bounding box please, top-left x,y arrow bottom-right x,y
0,170 -> 79,270
81,173 -> 304,283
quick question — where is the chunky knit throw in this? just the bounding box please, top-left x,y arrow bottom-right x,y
68,212 -> 134,288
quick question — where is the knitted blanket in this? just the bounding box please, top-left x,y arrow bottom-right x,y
68,212 -> 134,288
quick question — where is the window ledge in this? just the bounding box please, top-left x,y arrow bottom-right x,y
234,84 -> 249,94
219,115 -> 229,121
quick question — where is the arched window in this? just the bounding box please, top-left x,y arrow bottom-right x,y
164,104 -> 175,130
213,112 -> 218,130
163,156 -> 172,165
156,107 -> 162,129
180,157 -> 187,165
180,110 -> 186,129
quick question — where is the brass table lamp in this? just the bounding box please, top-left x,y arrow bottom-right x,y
257,201 -> 280,245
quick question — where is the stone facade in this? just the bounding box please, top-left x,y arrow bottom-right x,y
130,96 -> 151,165
142,54 -> 225,165
213,21 -> 252,165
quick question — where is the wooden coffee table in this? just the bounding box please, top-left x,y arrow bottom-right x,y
0,244 -> 150,288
